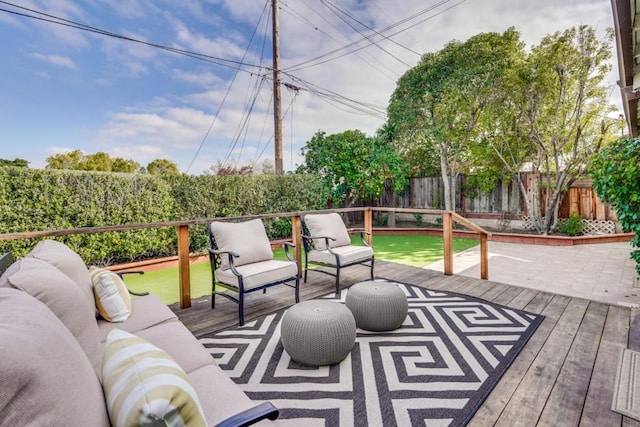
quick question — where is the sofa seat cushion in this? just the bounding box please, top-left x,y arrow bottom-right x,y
0,288 -> 109,427
308,245 -> 374,266
215,260 -> 298,290
134,321 -> 215,375
0,257 -> 102,373
304,213 -> 351,250
98,294 -> 178,342
90,266 -> 132,322
102,329 -> 207,427
210,219 -> 274,269
26,239 -> 95,311
187,364 -> 275,426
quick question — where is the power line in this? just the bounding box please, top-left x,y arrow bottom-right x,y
285,0 -> 466,73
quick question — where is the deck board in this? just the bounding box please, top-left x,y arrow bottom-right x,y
170,260 -> 638,426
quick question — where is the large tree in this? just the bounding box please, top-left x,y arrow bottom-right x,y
482,25 -> 616,234
387,28 -> 523,211
298,130 -> 407,207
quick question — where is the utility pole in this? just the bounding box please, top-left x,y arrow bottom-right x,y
272,0 -> 283,174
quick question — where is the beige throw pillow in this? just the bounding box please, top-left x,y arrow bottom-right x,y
102,329 -> 207,427
90,267 -> 132,323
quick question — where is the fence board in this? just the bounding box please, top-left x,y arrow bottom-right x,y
400,174 -> 617,221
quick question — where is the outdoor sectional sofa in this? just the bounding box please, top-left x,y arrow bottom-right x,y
0,240 -> 278,426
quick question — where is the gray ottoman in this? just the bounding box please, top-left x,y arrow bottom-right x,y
280,300 -> 356,366
345,281 -> 408,331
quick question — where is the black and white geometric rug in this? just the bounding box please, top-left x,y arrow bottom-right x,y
198,281 -> 543,426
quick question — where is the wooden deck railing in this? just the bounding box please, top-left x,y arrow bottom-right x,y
0,207 -> 491,309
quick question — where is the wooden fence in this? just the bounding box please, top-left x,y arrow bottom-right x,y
404,174 -> 616,221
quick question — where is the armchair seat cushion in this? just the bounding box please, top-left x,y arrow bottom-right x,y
308,245 -> 374,266
216,260 -> 298,291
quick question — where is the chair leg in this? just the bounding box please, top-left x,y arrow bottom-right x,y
335,267 -> 340,295
303,258 -> 308,283
294,277 -> 300,303
370,257 -> 375,280
211,283 -> 216,309
238,292 -> 245,326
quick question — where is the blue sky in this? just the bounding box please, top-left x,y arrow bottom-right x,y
0,0 -> 617,174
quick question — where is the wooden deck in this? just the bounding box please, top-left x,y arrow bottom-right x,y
170,260 -> 640,426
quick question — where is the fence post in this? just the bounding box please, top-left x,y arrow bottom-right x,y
480,233 -> 489,280
364,208 -> 373,245
291,215 -> 302,277
443,211 -> 453,275
177,225 -> 191,309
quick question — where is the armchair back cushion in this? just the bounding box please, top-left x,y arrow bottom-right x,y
0,257 -> 103,373
210,219 -> 273,270
0,288 -> 110,427
27,239 -> 95,311
304,213 -> 351,250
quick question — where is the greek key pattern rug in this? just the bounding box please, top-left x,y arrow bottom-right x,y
198,281 -> 543,426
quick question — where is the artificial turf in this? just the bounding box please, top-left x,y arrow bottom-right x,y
123,234 -> 479,305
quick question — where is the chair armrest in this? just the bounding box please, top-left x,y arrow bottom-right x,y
115,270 -> 149,296
301,235 -> 336,251
208,248 -> 242,276
282,241 -> 296,261
359,230 -> 372,247
214,401 -> 279,427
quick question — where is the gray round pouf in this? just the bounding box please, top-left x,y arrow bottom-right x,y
280,300 -> 356,366
345,281 -> 408,331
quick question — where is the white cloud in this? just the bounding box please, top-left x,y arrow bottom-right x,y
30,53 -> 77,69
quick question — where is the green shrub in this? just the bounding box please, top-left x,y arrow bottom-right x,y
590,137 -> 640,277
0,168 -> 330,264
558,214 -> 584,236
413,213 -> 423,226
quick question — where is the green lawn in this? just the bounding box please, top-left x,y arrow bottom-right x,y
124,234 -> 479,305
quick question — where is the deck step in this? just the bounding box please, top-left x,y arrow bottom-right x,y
612,348 -> 640,421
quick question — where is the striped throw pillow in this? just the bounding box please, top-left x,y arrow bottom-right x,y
102,329 -> 207,427
89,267 -> 131,322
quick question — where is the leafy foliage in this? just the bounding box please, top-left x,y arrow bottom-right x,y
298,130 -> 407,206
590,138 -> 640,277
558,213 -> 585,236
146,158 -> 180,175
46,149 -> 180,175
387,28 -> 524,210
481,26 -> 616,234
0,158 -> 29,168
0,168 -> 329,264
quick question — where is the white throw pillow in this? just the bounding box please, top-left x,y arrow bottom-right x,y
102,329 -> 207,427
304,213 -> 351,250
90,267 -> 132,323
210,219 -> 273,270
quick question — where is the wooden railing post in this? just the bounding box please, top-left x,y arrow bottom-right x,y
480,233 -> 489,280
443,211 -> 453,275
364,208 -> 373,245
177,225 -> 191,309
291,215 -> 302,277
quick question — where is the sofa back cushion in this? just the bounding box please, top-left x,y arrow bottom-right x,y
0,288 -> 109,426
27,239 -> 95,311
210,219 -> 273,270
304,213 -> 351,250
0,257 -> 102,373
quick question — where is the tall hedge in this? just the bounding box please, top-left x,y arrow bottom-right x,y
590,137 -> 640,277
0,168 -> 329,265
